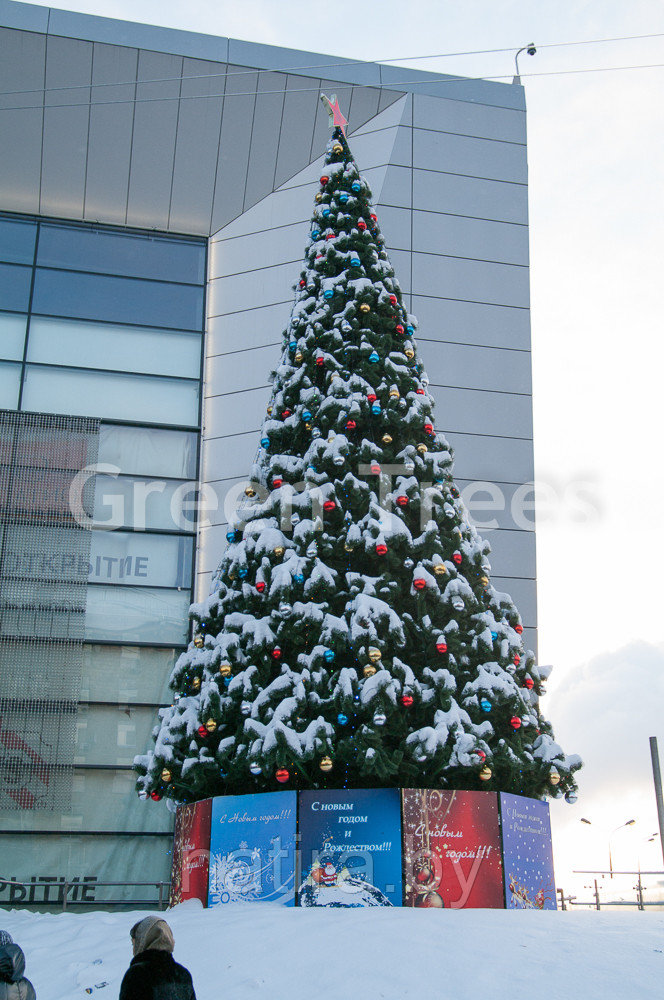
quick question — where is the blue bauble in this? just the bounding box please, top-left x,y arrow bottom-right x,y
322,208 -> 331,217
480,698 -> 492,712
351,181 -> 361,193
369,351 -> 379,363
324,650 -> 335,662
261,437 -> 270,449
238,567 -> 248,578
406,325 -> 414,335
337,713 -> 348,725
289,340 -> 297,351
293,573 -> 304,584
302,409 -> 312,421
339,193 -> 348,203
490,631 -> 497,641
311,229 -> 320,239
350,256 -> 361,267
226,530 -> 235,542
371,403 -> 381,414
324,289 -> 334,299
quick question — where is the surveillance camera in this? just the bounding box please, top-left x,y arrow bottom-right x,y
527,44 -> 536,56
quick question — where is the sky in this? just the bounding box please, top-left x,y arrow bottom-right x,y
16,0 -> 664,893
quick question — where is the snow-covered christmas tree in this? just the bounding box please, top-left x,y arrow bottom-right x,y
136,99 -> 581,806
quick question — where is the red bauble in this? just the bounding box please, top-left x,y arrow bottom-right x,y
275,768 -> 290,783
358,220 -> 367,231
256,581 -> 266,593
452,551 -> 462,566
476,749 -> 487,762
524,677 -> 534,690
376,543 -> 388,556
416,388 -> 425,395
396,324 -> 404,335
370,214 -> 378,222
282,409 -> 291,419
514,654 -> 521,666
320,175 -> 329,184
346,419 -> 357,430
299,279 -> 306,288
316,356 -> 324,367
272,477 -> 283,488
424,422 -> 434,435
415,891 -> 444,908
401,694 -> 414,707
272,646 -> 282,660
326,233 -> 335,240
436,641 -> 448,654
389,294 -> 397,306
510,717 -> 522,730
370,463 -> 381,475
323,500 -> 336,511
150,792 -> 162,801
515,623 -> 523,634
197,725 -> 208,738
367,393 -> 377,403
396,495 -> 409,507
413,578 -> 426,591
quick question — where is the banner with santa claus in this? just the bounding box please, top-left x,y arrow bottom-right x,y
500,792 -> 557,909
297,788 -> 403,907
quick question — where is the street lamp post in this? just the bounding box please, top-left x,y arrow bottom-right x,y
609,819 -> 636,878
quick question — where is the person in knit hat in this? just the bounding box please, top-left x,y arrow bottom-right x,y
0,931 -> 36,1000
119,916 -> 195,1000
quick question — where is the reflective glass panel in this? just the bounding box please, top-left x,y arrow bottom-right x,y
94,474 -> 196,532
85,585 -> 190,644
0,263 -> 32,311
27,316 -> 202,379
0,217 -> 37,264
37,224 -> 205,284
21,365 -> 200,426
0,361 -> 21,408
0,312 -> 27,360
97,424 -> 198,479
75,704 -> 159,766
89,530 -> 193,589
80,644 -> 176,703
32,269 -> 204,330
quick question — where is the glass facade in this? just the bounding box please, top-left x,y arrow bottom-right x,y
0,213 -> 206,908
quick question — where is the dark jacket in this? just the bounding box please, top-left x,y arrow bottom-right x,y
118,950 -> 195,1000
0,944 -> 36,1000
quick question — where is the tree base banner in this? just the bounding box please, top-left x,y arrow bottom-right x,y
297,788 -> 403,907
169,798 -> 212,906
169,789 -> 555,909
500,792 -> 557,909
402,789 -> 505,908
207,791 -> 297,906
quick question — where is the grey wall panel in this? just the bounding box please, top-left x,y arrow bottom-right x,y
194,523 -> 230,576
310,79 -> 354,162
347,87 -> 381,139
411,295 -> 531,351
209,261 -> 299,317
414,93 -> 526,143
211,220 -> 307,276
376,164 -> 412,207
412,168 -> 528,225
491,577 -> 537,627
205,345 -> 273,396
482,528 -> 536,578
412,209 -> 528,266
430,384 -> 532,439
196,570 -> 213,600
378,87 -> 408,116
84,42 -> 137,225
0,27 -> 44,214
206,305 -> 290,357
275,74 -> 320,188
210,66 -> 260,232
168,57 -> 225,234
126,50 -> 182,230
456,479 -> 538,531
414,128 -> 527,184
388,125 -> 413,168
227,37 -> 381,87
243,71 -> 286,212
0,2 -> 49,31
203,476 -> 246,527
420,339 -> 531,394
40,35 -> 92,219
374,205 -> 411,252
354,94 -> 409,135
202,430 -> 261,481
379,67 -> 525,112
412,251 -> 529,307
205,386 -> 271,439
445,432 -> 534,483
386,248 -> 412,293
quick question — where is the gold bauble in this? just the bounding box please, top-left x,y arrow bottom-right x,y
359,303 -> 371,314
368,647 -> 382,663
479,765 -> 492,781
363,664 -> 377,678
405,348 -> 415,359
191,676 -> 201,691
549,769 -> 561,786
305,422 -> 312,430
161,768 -> 172,783
245,486 -> 256,498
319,755 -> 334,772
274,546 -> 285,557
332,143 -> 343,154
433,564 -> 447,576
295,351 -> 303,362
193,634 -> 204,648
417,444 -> 428,454
267,405 -> 273,415
480,575 -> 489,587
315,193 -> 322,202
382,433 -> 393,445
219,663 -> 232,678
389,389 -> 400,399
205,718 -> 217,733
344,543 -> 354,552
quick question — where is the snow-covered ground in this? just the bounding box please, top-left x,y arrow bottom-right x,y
2,900 -> 663,999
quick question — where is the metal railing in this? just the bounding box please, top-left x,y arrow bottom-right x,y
0,877 -> 171,911
558,870 -> 664,911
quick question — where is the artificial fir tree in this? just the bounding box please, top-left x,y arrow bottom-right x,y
136,113 -> 581,806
